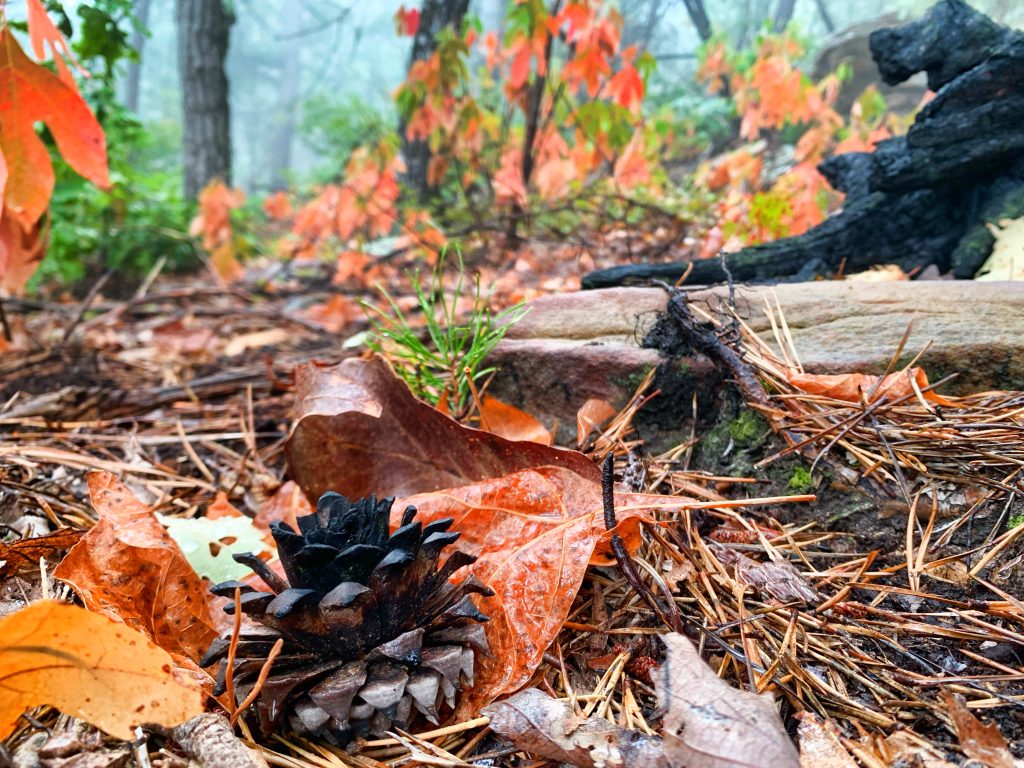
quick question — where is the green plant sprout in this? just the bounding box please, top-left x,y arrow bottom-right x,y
362,248 -> 527,417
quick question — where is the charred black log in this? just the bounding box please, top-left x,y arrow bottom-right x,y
583,0 -> 1024,290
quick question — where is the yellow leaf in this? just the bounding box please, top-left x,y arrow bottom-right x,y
0,601 -> 204,740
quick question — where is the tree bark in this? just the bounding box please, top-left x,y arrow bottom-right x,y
400,0 -> 470,199
177,0 -> 234,198
124,0 -> 152,113
682,0 -> 713,42
772,0 -> 797,32
814,0 -> 835,32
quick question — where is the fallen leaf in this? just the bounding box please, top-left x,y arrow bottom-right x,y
787,368 -> 955,406
396,466 -> 667,714
719,549 -> 819,604
0,600 -> 203,740
254,481 -> 311,533
978,216 -> 1024,281
483,688 -> 666,768
577,398 -> 617,446
285,356 -> 598,501
479,395 -> 552,445
53,473 -> 219,670
157,513 -> 269,583
796,712 -> 856,768
845,264 -> 907,281
656,633 -> 799,768
0,529 -> 83,579
877,731 -> 957,768
223,328 -> 289,357
296,294 -> 362,333
150,319 -> 216,357
943,691 -> 1016,768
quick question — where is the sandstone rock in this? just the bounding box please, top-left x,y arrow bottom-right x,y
488,282 -> 1024,447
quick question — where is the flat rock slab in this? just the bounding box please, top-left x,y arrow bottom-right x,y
488,281 -> 1024,445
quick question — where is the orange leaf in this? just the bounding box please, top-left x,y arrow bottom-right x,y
285,356 -> 599,502
255,480 -> 311,533
297,294 -> 362,334
0,28 -> 109,229
26,0 -> 88,87
576,398 -> 616,446
787,368 -> 956,406
0,210 -> 48,294
0,601 -> 204,740
53,472 -> 219,672
613,130 -> 651,190
478,395 -> 552,445
396,466 -> 665,714
0,528 -> 83,579
262,190 -> 292,220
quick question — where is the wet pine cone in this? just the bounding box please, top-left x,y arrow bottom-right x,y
201,492 -> 492,743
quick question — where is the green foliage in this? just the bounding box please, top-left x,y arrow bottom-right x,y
787,466 -> 814,494
728,410 -> 768,447
300,94 -> 392,181
1010,513 -> 1024,530
36,0 -> 194,290
362,250 -> 527,417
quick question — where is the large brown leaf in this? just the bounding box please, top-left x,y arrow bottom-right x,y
0,601 -> 203,740
396,466 -> 666,715
53,473 -> 219,673
285,356 -> 597,501
656,633 -> 798,768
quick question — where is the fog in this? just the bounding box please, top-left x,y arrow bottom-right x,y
113,0 -> 1024,192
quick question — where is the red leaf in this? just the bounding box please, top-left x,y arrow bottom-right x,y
0,210 -> 48,294
26,0 -> 87,87
395,466 -> 663,714
396,6 -> 420,37
0,28 -> 109,230
53,473 -> 219,676
285,356 -> 597,501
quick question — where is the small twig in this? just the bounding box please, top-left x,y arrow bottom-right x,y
231,638 -> 284,727
225,587 -> 243,713
0,294 -> 12,342
61,268 -> 114,344
601,455 -> 683,632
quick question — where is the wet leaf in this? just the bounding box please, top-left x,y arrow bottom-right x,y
478,395 -> 552,445
943,691 -> 1015,768
786,368 -> 954,406
286,356 -> 597,501
577,398 -> 617,446
0,601 -> 203,740
157,513 -> 269,583
53,473 -> 219,670
0,528 -> 83,579
397,466 -> 667,714
656,633 -> 799,768
483,688 -> 666,768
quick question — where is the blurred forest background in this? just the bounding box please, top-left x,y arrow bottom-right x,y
7,0 -> 1024,294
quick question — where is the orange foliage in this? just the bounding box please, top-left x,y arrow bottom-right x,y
787,368 -> 956,406
189,180 -> 245,283
53,473 -> 220,678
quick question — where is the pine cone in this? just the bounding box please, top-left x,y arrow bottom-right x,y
201,492 -> 492,743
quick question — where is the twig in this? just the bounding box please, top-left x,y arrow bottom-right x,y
61,268 -> 114,344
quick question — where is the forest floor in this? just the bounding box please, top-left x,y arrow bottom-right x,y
1,263 -> 1022,768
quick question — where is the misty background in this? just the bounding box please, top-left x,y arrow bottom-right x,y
105,0 -> 1022,193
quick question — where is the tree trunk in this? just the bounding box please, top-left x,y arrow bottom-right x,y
682,0 -> 713,42
814,0 -> 835,33
177,0 -> 234,198
772,0 -> 797,32
400,0 -> 470,199
124,0 -> 152,113
268,12 -> 305,191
